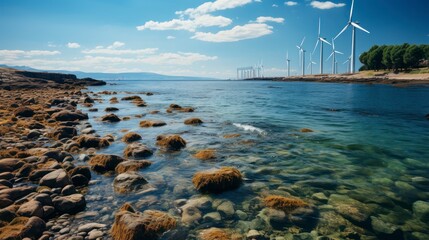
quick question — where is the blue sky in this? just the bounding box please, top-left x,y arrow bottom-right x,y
0,0 -> 428,78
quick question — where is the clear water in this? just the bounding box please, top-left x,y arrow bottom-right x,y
76,81 -> 429,239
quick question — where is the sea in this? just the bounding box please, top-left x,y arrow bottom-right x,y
76,80 -> 429,239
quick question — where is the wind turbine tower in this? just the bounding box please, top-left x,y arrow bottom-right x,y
297,37 -> 306,76
286,51 -> 291,77
313,18 -> 331,74
308,53 -> 317,75
327,38 -> 343,74
334,0 -> 370,73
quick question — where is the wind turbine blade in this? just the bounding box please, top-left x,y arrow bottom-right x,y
287,51 -> 289,59
350,0 -> 355,21
297,45 -> 301,50
343,59 -> 349,64
334,24 -> 349,40
351,22 -> 370,34
307,63 -> 311,70
332,38 -> 335,50
318,18 -> 321,36
320,38 -> 331,45
335,51 -> 344,55
327,52 -> 334,61
300,37 -> 306,47
312,61 -> 317,65
312,39 -> 319,55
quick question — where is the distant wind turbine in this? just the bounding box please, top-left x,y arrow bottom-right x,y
297,37 -> 306,76
343,56 -> 351,73
334,0 -> 370,73
312,18 -> 331,74
326,38 -> 343,74
286,51 -> 291,77
308,53 -> 317,75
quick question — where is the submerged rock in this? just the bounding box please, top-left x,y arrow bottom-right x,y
111,203 -> 176,240
194,149 -> 216,160
122,132 -> 142,143
300,128 -> 314,133
413,200 -> 429,222
184,118 -> 203,125
199,228 -> 230,240
139,120 -> 166,128
115,160 -> 152,174
263,195 -> 308,213
113,172 -> 149,193
101,113 -> 121,122
192,167 -> 242,193
156,135 -> 186,151
123,143 -> 153,159
89,154 -> 125,173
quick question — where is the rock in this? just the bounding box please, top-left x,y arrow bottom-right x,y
69,166 -> 91,181
264,195 -> 308,215
156,135 -> 186,151
192,167 -> 242,193
0,186 -> 36,202
71,174 -> 90,187
76,135 -> 110,148
111,203 -> 176,240
27,130 -> 42,139
194,149 -> 216,160
51,110 -> 88,121
139,120 -> 166,128
113,172 -> 149,193
122,132 -> 142,143
101,113 -> 121,122
22,216 -> 46,239
184,118 -> 203,125
121,95 -> 142,101
17,200 -> 44,218
77,222 -> 106,233
89,154 -> 125,173
328,194 -> 371,225
413,200 -> 429,222
50,126 -> 77,140
52,194 -> 86,214
105,107 -> 119,112
199,228 -> 230,240
223,134 -> 241,139
61,185 -> 77,195
181,205 -> 202,225
34,194 -> 52,206
115,160 -> 152,174
311,192 -> 328,203
370,216 -> 402,238
83,96 -> 94,103
14,107 -> 35,117
247,229 -> 263,240
203,212 -> 222,222
123,143 -> 153,159
236,210 -> 248,220
0,158 -> 24,172
300,128 -> 314,133
0,216 -> 45,240
217,201 -> 235,217
42,150 -> 72,162
0,209 -> 17,223
39,169 -> 72,188
88,229 -> 103,239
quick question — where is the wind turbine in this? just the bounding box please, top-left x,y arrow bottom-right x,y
286,51 -> 291,77
343,56 -> 351,73
334,0 -> 370,73
326,38 -> 343,74
308,53 -> 317,75
313,18 -> 331,74
297,37 -> 306,76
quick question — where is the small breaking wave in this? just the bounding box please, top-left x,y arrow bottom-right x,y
233,123 -> 266,135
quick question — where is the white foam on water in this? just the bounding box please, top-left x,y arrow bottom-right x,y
233,123 -> 266,135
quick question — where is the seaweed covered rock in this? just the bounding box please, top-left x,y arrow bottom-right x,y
184,118 -> 203,125
156,135 -> 186,151
51,110 -> 88,121
121,95 -> 142,101
139,120 -> 166,128
14,107 -> 35,118
101,113 -> 121,122
89,154 -> 125,173
50,126 -> 77,140
264,195 -> 308,213
192,167 -> 242,193
105,107 -> 119,112
122,132 -> 142,143
124,143 -> 153,159
223,134 -> 241,139
76,135 -> 110,148
194,149 -> 216,160
39,169 -> 72,188
52,194 -> 86,214
113,172 -> 149,193
199,228 -> 230,240
111,203 -> 176,240
167,104 -> 195,113
0,216 -> 46,240
115,160 -> 152,174
300,128 -> 314,133
16,200 -> 44,218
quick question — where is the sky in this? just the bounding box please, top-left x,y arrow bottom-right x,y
0,0 -> 428,78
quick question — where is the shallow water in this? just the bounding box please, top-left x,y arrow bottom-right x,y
77,81 -> 429,239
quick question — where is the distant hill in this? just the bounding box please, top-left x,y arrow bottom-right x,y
0,64 -> 217,81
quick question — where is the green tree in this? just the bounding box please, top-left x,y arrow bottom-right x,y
404,45 -> 424,68
367,45 -> 384,70
359,51 -> 369,68
382,46 -> 393,70
390,44 -> 408,71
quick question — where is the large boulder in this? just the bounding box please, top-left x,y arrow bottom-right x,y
156,135 -> 186,151
0,216 -> 46,240
111,203 -> 176,240
89,154 -> 125,173
115,160 -> 152,174
50,126 -> 77,140
124,143 -> 153,159
0,158 -> 24,172
17,200 -> 44,218
52,194 -> 86,214
122,132 -> 142,143
39,169 -> 72,188
51,110 -> 88,121
113,172 -> 149,194
76,135 -> 110,148
192,167 -> 242,193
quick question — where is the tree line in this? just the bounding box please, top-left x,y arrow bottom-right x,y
359,44 -> 429,72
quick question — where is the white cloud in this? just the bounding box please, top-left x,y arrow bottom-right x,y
192,23 -> 273,42
0,50 -> 61,60
167,36 -> 176,40
177,0 -> 253,17
272,4 -> 278,7
137,15 -> 232,32
310,1 -> 345,9
67,42 -> 81,49
81,41 -> 159,55
285,1 -> 298,6
255,16 -> 284,23
107,41 -> 125,49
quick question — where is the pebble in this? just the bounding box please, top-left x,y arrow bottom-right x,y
217,200 -> 235,217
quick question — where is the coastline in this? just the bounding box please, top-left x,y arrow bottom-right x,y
244,72 -> 429,86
